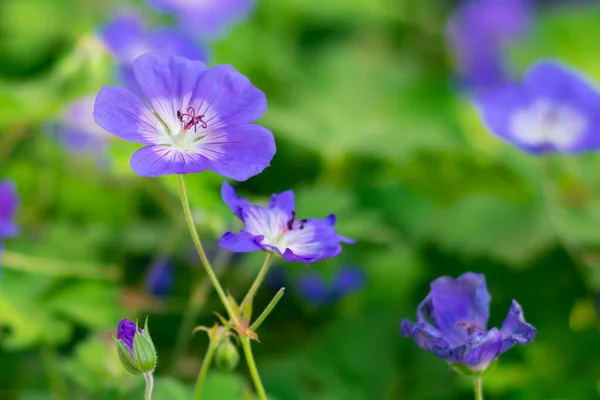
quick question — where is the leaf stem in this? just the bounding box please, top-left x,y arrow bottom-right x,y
241,337 -> 267,400
176,174 -> 239,325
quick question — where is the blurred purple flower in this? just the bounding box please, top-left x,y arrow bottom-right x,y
447,0 -> 532,91
54,97 -> 110,163
148,0 -> 255,38
117,319 -> 143,355
477,61 -> 600,153
401,272 -> 536,373
100,15 -> 207,95
0,180 -> 19,258
219,183 -> 354,263
298,266 -> 365,305
94,53 -> 275,179
145,257 -> 174,297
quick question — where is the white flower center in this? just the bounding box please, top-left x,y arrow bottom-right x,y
509,99 -> 587,150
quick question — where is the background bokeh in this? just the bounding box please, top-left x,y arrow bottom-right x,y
1,0 -> 600,399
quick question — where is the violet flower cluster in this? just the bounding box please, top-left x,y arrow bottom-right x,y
297,265 -> 365,305
401,272 -> 536,373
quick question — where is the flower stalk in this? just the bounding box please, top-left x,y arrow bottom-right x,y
241,337 -> 267,400
144,373 -> 154,400
193,342 -> 218,400
240,253 -> 275,310
177,174 -> 239,326
474,377 -> 483,400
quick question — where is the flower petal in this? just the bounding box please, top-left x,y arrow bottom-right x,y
297,272 -> 332,305
132,54 -> 209,134
196,124 -> 275,181
400,319 -> 453,358
333,266 -> 366,296
189,64 -> 267,129
221,182 -> 251,219
499,300 -> 536,354
0,181 -> 18,224
219,231 -> 263,252
269,190 -> 295,214
429,272 -> 491,346
94,86 -> 167,144
130,145 -> 211,177
459,328 -> 503,370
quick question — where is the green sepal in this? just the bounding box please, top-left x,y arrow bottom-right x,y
450,359 -> 498,377
133,329 -> 157,373
112,336 -> 142,375
215,338 -> 240,372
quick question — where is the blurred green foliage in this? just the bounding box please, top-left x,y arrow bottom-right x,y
1,0 -> 600,399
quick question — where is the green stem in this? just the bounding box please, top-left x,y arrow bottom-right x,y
250,288 -> 285,331
240,253 -> 275,310
193,343 -> 218,400
241,337 -> 267,400
144,373 -> 154,400
176,174 -> 239,325
474,377 -> 483,400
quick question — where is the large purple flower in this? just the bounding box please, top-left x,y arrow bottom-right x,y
148,0 -> 255,38
447,0 -> 531,91
94,54 -> 275,179
401,272 -> 536,373
477,61 -> 600,154
0,181 -> 19,257
219,183 -> 354,263
100,15 -> 207,94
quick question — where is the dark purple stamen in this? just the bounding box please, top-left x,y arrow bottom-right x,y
177,106 -> 208,132
287,211 -> 296,230
457,320 -> 483,335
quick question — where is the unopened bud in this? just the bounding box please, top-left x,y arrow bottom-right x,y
113,318 -> 157,375
215,338 -> 239,372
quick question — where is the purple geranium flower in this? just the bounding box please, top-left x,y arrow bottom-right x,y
447,0 -> 531,91
219,182 -> 354,263
477,61 -> 600,153
94,53 -> 275,179
0,180 -> 19,256
148,0 -> 255,38
53,97 -> 110,163
145,257 -> 174,297
401,272 -> 536,373
100,15 -> 207,95
117,319 -> 143,355
298,265 -> 365,305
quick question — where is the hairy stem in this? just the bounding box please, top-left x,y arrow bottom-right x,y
144,373 -> 154,400
177,174 -> 239,325
242,337 -> 267,400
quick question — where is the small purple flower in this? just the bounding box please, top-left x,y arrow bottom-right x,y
145,258 -> 174,297
0,181 -> 19,257
401,272 -> 536,373
54,97 -> 110,163
94,53 -> 275,179
477,61 -> 600,153
298,266 -> 365,305
447,0 -> 531,91
100,15 -> 207,94
117,319 -> 143,355
148,0 -> 255,38
219,183 -> 354,263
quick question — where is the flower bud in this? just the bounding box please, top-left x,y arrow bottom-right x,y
215,338 -> 239,372
113,318 -> 157,375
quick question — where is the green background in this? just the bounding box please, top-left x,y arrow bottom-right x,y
1,0 -> 599,399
